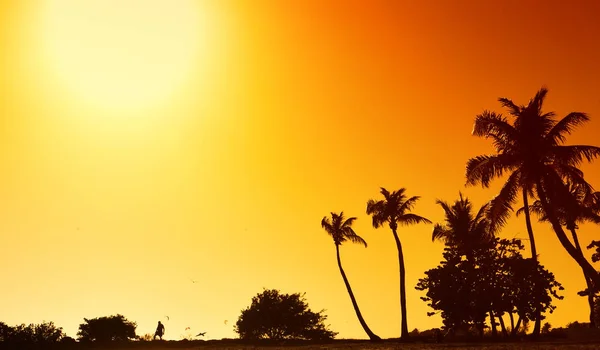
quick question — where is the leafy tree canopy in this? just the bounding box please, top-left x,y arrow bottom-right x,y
77,314 -> 137,342
235,289 -> 337,341
416,238 -> 563,334
0,321 -> 65,343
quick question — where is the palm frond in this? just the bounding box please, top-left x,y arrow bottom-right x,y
552,145 -> 600,166
398,196 -> 421,214
487,171 -> 520,233
380,187 -> 391,200
547,112 -> 589,144
432,224 -> 450,243
516,200 -> 547,221
366,199 -> 387,228
498,97 -> 522,117
365,199 -> 377,215
465,154 -> 517,187
435,199 -> 454,219
345,230 -> 367,247
342,216 -> 357,228
472,202 -> 490,229
532,86 -> 549,113
472,111 -> 517,151
321,216 -> 332,231
399,213 -> 432,226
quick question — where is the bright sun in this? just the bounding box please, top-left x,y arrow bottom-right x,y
39,0 -> 203,112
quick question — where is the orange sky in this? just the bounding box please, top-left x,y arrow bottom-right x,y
1,0 -> 600,340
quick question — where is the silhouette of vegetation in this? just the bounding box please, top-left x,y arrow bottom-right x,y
466,86 -> 600,335
431,193 -> 497,256
0,321 -> 65,344
76,314 -> 137,342
235,289 -> 336,341
429,194 -> 499,336
0,322 -> 9,342
1,88 -> 599,346
417,236 -> 563,339
366,187 -> 431,339
419,194 -> 564,338
321,212 -> 381,341
518,181 -> 600,326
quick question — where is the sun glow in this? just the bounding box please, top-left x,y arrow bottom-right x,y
38,0 -> 204,112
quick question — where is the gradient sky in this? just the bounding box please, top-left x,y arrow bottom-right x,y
1,0 -> 600,341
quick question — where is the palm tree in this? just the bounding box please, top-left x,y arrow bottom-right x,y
321,212 -> 381,341
366,188 -> 431,339
432,194 -> 503,336
466,86 -> 600,334
517,180 -> 600,326
432,193 -> 496,256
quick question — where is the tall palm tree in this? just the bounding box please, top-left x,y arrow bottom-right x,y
517,180 -> 600,326
321,212 -> 381,341
466,87 -> 600,334
366,188 -> 431,339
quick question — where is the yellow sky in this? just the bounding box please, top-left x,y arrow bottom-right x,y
1,0 -> 600,340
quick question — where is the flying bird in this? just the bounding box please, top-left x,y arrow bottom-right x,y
224,320 -> 228,325
165,316 -> 170,321
197,332 -> 206,337
190,278 -> 198,284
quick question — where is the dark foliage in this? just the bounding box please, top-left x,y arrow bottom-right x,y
416,237 -> 563,336
588,240 -> 600,263
77,314 -> 137,342
0,321 -> 64,344
235,289 -> 337,341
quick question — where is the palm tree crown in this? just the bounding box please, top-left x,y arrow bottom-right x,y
432,193 -> 495,254
321,212 -> 367,247
466,87 -> 600,230
517,180 -> 600,230
366,188 -> 431,230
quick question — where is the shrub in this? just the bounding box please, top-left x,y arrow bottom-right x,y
235,289 -> 337,341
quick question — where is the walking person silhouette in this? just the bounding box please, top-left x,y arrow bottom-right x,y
154,321 -> 165,340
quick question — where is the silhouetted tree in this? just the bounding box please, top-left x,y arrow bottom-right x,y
432,193 -> 496,257
234,289 -> 337,341
77,314 -> 137,342
31,321 -> 65,343
321,212 -> 381,341
417,238 -> 563,338
541,323 -> 552,334
366,187 -> 431,339
466,86 -> 600,335
431,194 -> 499,335
0,321 -> 65,344
0,322 -> 11,342
60,336 -> 77,345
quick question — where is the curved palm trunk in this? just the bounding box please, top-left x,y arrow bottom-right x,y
391,228 -> 409,339
522,190 -> 538,259
522,190 -> 541,336
569,227 -> 596,327
536,181 -> 600,289
335,245 -> 381,341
